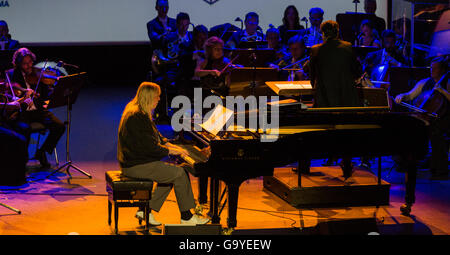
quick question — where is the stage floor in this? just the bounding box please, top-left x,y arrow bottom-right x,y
0,86 -> 449,235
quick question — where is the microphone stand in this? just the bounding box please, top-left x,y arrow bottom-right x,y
249,53 -> 257,94
0,200 -> 21,214
353,0 -> 360,13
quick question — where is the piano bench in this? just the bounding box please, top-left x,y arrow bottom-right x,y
105,171 -> 154,235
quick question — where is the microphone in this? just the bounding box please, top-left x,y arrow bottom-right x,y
57,61 -> 80,69
235,17 -> 243,30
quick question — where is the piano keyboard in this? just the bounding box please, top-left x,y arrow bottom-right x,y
177,144 -> 208,165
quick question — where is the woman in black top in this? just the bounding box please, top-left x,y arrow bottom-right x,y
278,6 -> 305,45
117,82 -> 209,225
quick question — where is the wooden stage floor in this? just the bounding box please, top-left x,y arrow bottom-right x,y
0,161 -> 449,235
1,87 -> 449,235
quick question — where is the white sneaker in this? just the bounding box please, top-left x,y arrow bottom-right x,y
135,211 -> 162,226
180,214 -> 210,225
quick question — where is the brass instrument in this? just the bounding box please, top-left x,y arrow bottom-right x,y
151,27 -> 183,74
240,33 -> 263,42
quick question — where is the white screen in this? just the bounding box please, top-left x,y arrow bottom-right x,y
0,0 -> 387,44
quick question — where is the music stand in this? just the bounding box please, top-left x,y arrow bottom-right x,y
46,72 -> 91,179
237,41 -> 268,49
230,48 -> 275,67
229,67 -> 278,97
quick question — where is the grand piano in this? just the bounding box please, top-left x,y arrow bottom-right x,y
176,83 -> 429,231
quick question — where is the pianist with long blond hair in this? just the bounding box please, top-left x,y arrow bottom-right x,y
117,81 -> 209,225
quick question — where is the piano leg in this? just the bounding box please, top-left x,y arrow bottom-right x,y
209,178 -> 221,224
402,154 -> 417,216
226,182 -> 241,229
198,176 -> 208,205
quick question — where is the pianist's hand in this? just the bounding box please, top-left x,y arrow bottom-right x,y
201,146 -> 211,158
168,145 -> 190,158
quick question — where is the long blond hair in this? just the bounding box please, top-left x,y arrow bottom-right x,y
119,82 -> 161,128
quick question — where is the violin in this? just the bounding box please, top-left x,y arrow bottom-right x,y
200,54 -> 240,93
25,67 -> 59,87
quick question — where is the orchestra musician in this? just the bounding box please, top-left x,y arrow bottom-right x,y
277,5 -> 305,45
309,20 -> 363,178
395,57 -> 449,180
187,25 -> 209,99
163,12 -> 195,97
147,0 -> 177,51
270,35 -> 309,81
265,26 -> 287,67
117,82 -> 210,225
226,12 -> 265,49
195,36 -> 235,97
357,19 -> 381,48
5,48 -> 65,169
152,12 -> 194,121
0,20 -> 20,51
303,7 -> 324,47
363,0 -> 386,34
363,29 -> 410,80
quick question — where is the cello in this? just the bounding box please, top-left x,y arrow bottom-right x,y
399,72 -> 449,118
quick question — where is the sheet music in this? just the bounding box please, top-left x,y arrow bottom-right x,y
275,81 -> 312,90
200,104 -> 234,136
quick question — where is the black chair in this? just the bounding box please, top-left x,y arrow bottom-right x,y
105,171 -> 154,234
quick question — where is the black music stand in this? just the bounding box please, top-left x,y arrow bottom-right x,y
230,48 -> 275,67
237,41 -> 268,49
46,72 -> 91,179
229,67 -> 278,97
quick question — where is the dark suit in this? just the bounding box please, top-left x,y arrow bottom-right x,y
309,38 -> 363,107
147,17 -> 177,51
6,68 -> 65,154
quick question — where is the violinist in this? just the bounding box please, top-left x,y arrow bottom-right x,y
356,19 -> 381,48
395,57 -> 449,179
195,36 -> 234,97
226,12 -> 265,49
270,35 -> 309,81
5,48 -> 65,169
265,26 -> 287,64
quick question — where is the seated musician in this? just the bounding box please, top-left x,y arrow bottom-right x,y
309,20 -> 363,178
395,56 -> 449,179
363,29 -> 410,80
270,35 -> 309,81
118,82 -> 209,225
186,25 -> 209,99
357,19 -> 381,48
195,36 -> 233,97
265,26 -> 287,66
153,12 -> 194,120
277,5 -> 305,46
6,48 -> 65,169
226,12 -> 265,49
0,20 -> 20,51
163,12 -> 195,97
302,7 -> 324,47
147,0 -> 177,51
